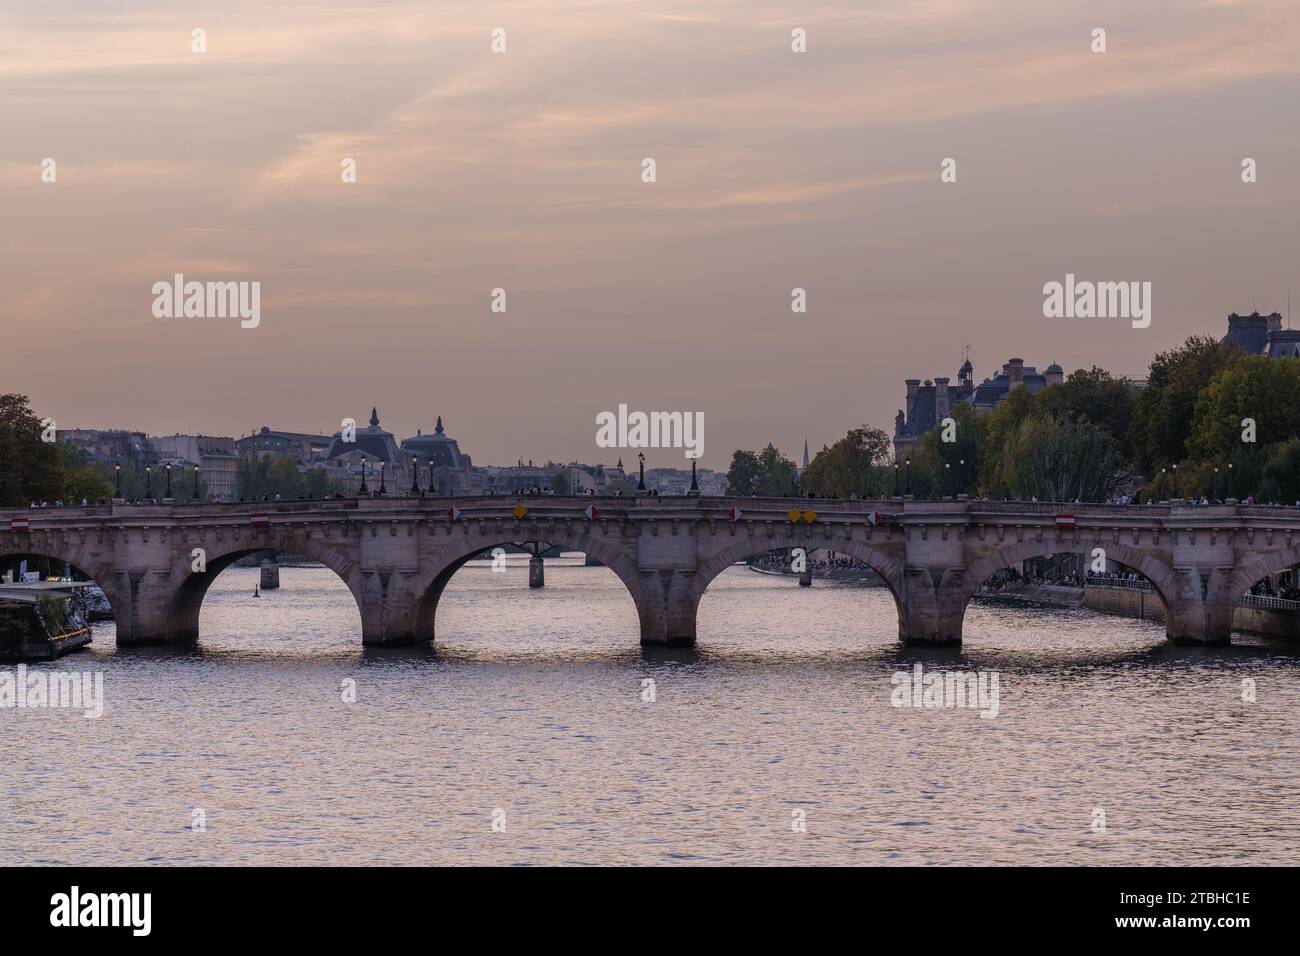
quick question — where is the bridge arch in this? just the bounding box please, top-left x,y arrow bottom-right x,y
159,529 -> 365,644
961,538 -> 1176,628
0,540 -> 128,636
1230,544 -> 1300,602
689,530 -> 907,640
409,527 -> 649,643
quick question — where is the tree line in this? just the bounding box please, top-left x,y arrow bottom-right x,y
731,335 -> 1300,503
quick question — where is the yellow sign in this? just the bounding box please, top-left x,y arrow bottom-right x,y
513,504 -> 527,519
786,508 -> 802,522
802,509 -> 817,523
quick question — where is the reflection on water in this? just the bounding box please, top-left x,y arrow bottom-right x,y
3,557 -> 1298,865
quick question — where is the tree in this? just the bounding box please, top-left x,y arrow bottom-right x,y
550,471 -> 570,495
1260,438 -> 1300,504
997,415 -> 1124,502
0,393 -> 63,506
1035,367 -> 1138,459
1187,356 -> 1300,462
725,450 -> 763,495
976,386 -> 1036,497
801,426 -> 893,498
1129,335 -> 1243,473
916,403 -> 983,498
757,444 -> 800,496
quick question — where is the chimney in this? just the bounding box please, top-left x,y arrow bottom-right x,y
905,379 -> 921,419
1007,358 -> 1025,390
934,377 -> 951,420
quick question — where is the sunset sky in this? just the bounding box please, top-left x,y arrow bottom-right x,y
3,0 -> 1298,469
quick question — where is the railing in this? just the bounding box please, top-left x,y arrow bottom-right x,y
1240,594 -> 1300,612
1085,576 -> 1154,591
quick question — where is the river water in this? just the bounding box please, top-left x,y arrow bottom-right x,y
3,556 -> 1298,866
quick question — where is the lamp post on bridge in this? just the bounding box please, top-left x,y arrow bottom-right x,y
145,465 -> 152,500
637,452 -> 646,494
688,455 -> 699,496
905,458 -> 912,498
165,463 -> 172,500
358,456 -> 369,497
114,462 -> 122,499
411,456 -> 421,497
893,462 -> 899,498
193,464 -> 201,502
378,462 -> 387,497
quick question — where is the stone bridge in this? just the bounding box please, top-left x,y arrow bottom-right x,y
3,496 -> 1299,647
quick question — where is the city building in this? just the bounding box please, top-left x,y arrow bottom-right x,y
60,429 -> 153,470
150,434 -> 238,501
893,357 -> 1063,459
400,416 -> 479,495
322,408 -> 406,494
1223,310 -> 1300,358
235,426 -> 333,467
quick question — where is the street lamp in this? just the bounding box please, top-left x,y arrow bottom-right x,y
637,452 -> 646,492
378,462 -> 387,497
411,456 -> 421,496
114,462 -> 121,498
145,465 -> 152,500
1172,462 -> 1179,499
893,463 -> 899,497
905,458 -> 912,497
193,464 -> 201,501
944,461 -> 951,498
689,455 -> 699,495
1228,462 -> 1235,498
358,455 -> 369,496
165,463 -> 172,499
1213,466 -> 1220,500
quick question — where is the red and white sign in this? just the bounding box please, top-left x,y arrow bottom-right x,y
10,516 -> 30,531
728,507 -> 743,521
583,505 -> 598,520
866,511 -> 883,526
250,513 -> 270,527
447,506 -> 462,521
1055,514 -> 1076,528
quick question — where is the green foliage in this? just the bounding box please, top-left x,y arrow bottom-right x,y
725,445 -> 799,496
725,450 -> 762,495
997,415 -> 1124,502
916,404 -> 982,497
1129,335 -> 1243,473
1260,438 -> 1300,504
0,394 -> 64,506
1187,356 -> 1300,461
1035,366 -> 1138,458
550,471 -> 570,495
801,426 -> 893,497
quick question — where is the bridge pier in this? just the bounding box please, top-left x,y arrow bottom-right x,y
636,570 -> 698,647
899,567 -> 966,646
1165,568 -> 1235,645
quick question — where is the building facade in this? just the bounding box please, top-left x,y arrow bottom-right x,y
893,357 -> 1064,459
1223,310 -> 1300,358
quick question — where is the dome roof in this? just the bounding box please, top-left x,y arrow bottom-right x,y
401,416 -> 467,468
325,407 -> 401,462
